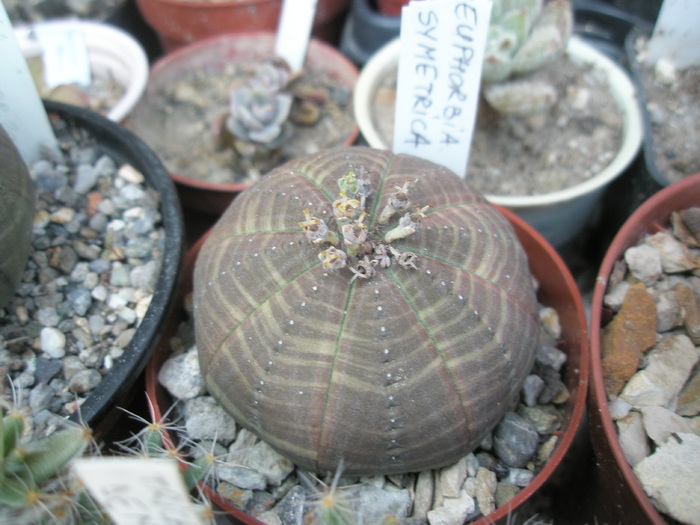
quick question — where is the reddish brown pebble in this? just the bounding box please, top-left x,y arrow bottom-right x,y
601,282 -> 657,396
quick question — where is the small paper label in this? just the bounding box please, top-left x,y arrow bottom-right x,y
275,0 -> 319,73
392,0 -> 492,178
73,457 -> 203,525
35,25 -> 91,87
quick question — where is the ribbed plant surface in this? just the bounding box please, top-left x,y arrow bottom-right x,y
193,146 -> 539,475
0,125 -> 35,309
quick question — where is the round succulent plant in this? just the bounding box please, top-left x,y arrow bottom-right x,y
193,146 -> 539,476
225,60 -> 293,156
0,125 -> 35,309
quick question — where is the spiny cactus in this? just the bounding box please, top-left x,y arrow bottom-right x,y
0,124 -> 36,309
193,146 -> 540,476
115,400 -> 218,523
0,396 -> 105,524
481,0 -> 573,116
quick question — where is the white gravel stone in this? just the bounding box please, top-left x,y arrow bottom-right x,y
413,470 -> 434,521
608,397 -> 632,420
645,231 -> 696,273
227,441 -> 294,487
624,243 -> 662,284
427,489 -> 475,525
40,327 -> 66,358
439,457 -> 468,498
634,433 -> 700,525
158,348 -> 207,400
616,410 -> 650,467
184,396 -> 237,442
620,334 -> 699,408
640,406 -> 695,446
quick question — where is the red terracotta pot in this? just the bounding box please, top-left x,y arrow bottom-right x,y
588,173 -> 700,524
125,32 -> 359,217
375,0 -> 407,16
134,0 -> 350,52
145,199 -> 589,524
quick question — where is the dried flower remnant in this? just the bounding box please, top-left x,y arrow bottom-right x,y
378,181 -> 413,225
299,209 -> 340,245
302,171 -> 428,281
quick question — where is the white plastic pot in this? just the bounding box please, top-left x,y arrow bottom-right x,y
355,37 -> 644,247
14,19 -> 149,123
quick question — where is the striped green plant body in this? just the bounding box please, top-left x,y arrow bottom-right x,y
193,147 -> 539,476
0,125 -> 35,309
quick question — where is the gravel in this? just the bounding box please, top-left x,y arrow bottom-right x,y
157,298 -> 568,525
0,118 -> 165,438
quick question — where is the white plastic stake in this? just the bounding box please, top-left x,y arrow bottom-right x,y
646,0 -> 700,69
0,3 -> 58,164
73,457 -> 204,525
392,0 -> 492,178
275,0 -> 319,73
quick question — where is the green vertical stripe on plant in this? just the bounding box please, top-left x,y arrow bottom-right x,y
194,146 -> 540,476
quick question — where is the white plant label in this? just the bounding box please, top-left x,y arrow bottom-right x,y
0,2 -> 57,164
73,457 -> 203,525
275,0 -> 319,73
34,24 -> 91,87
646,0 -> 700,69
392,0 -> 492,178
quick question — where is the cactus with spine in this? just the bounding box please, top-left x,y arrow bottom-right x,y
481,0 -> 573,116
0,124 -> 36,309
193,146 -> 540,476
0,396 -> 106,524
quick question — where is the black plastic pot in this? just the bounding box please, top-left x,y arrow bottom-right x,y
573,0 -> 651,66
43,100 -> 184,436
624,26 -> 671,190
340,0 -> 400,66
592,0 -> 662,24
105,0 -> 163,63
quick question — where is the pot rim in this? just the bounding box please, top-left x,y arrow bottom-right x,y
354,35 -> 644,208
589,172 -> 700,524
145,195 -> 589,524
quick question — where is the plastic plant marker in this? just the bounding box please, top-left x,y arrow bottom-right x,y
645,0 -> 700,69
34,24 -> 92,88
0,3 -> 58,164
275,0 -> 319,73
392,0 -> 492,178
73,457 -> 204,525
